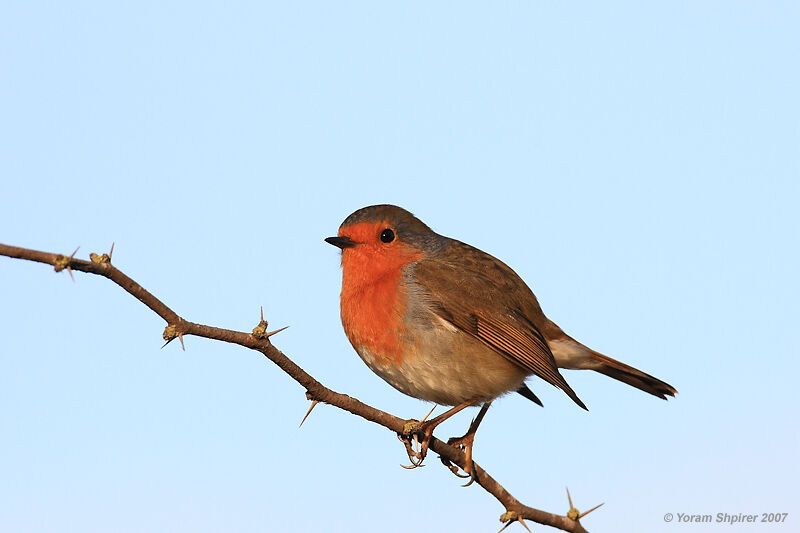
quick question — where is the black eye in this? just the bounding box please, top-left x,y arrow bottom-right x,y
380,228 -> 395,243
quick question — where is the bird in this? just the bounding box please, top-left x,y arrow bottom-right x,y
326,204 -> 676,479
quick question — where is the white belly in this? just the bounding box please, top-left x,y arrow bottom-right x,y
353,321 -> 528,406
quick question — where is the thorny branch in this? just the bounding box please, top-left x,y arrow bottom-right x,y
0,242 -> 597,533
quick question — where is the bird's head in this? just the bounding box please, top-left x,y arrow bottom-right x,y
326,204 -> 441,281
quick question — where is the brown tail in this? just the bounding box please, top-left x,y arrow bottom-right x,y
588,350 -> 677,400
547,332 -> 677,400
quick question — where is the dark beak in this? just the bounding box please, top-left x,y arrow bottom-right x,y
325,236 -> 358,249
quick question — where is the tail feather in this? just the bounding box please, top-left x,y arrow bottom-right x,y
548,336 -> 677,400
589,350 -> 677,400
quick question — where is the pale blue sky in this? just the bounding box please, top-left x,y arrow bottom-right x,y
1,3 -> 798,532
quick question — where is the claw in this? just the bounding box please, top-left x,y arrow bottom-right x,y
397,408 -> 438,469
400,458 -> 424,469
398,433 -> 425,468
448,433 -> 477,486
440,456 -> 472,478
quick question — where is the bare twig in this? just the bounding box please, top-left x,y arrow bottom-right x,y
0,242 -> 594,533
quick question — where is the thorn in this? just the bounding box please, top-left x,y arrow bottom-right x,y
567,486 -> 580,519
419,404 -> 437,423
498,511 -> 530,533
265,325 -> 289,338
66,247 -> 79,281
162,324 -> 185,350
566,487 -> 603,521
90,243 -> 115,264
54,247 -> 79,278
64,247 -> 79,281
299,400 -> 319,427
579,502 -> 604,519
252,310 -> 287,339
497,520 -> 513,533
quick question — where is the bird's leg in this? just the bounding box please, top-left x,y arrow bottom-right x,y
399,400 -> 475,468
445,401 -> 491,486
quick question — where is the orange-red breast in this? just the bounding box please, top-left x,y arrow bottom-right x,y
326,204 -> 675,474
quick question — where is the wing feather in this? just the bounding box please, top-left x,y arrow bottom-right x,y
413,245 -> 587,410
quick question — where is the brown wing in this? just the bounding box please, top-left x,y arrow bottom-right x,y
413,242 -> 587,410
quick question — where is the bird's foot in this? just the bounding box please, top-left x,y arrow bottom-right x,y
397,405 -> 438,468
441,402 -> 491,485
398,417 -> 437,469
397,401 -> 476,471
445,431 -> 478,486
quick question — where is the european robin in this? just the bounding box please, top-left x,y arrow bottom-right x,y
326,204 -> 675,478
